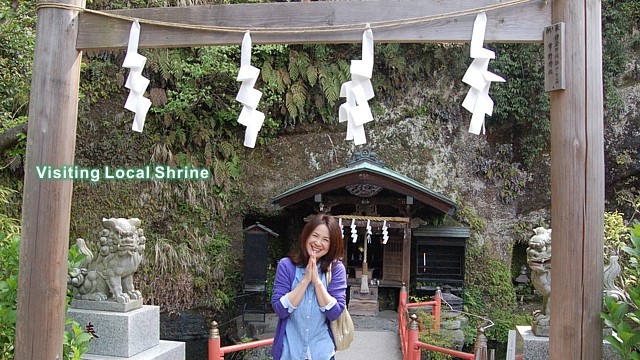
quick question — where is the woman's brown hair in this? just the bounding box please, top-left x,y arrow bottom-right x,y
289,214 -> 344,272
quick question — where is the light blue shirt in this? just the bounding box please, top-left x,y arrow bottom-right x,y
280,265 -> 337,360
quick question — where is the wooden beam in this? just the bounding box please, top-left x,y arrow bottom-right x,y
76,0 -> 551,50
402,224 -> 412,285
14,0 -> 82,359
549,0 -> 604,359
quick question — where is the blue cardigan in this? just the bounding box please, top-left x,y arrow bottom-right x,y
271,257 -> 348,360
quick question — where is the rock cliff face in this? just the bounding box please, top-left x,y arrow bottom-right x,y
239,85 -> 545,263
238,60 -> 639,262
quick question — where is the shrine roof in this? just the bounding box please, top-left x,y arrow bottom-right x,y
271,150 -> 457,215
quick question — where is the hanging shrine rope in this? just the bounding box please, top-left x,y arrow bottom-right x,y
334,215 -> 410,223
36,0 -> 534,34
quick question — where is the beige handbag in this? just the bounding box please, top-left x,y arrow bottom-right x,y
326,262 -> 355,351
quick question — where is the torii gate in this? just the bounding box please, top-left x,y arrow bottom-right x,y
16,0 -> 603,359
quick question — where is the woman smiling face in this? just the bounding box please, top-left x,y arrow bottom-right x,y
306,223 -> 331,260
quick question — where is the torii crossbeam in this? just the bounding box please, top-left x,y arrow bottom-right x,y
16,1 -> 603,359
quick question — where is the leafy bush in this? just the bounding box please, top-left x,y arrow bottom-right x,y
414,308 -> 455,360
0,187 -> 20,359
0,230 -> 19,359
463,245 -> 530,344
602,223 -> 640,359
0,186 -> 92,360
63,317 -> 93,360
0,0 -> 35,129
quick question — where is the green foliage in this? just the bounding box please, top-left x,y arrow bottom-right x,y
79,52 -> 125,109
0,187 -> 93,360
622,224 -> 640,282
600,0 -> 640,121
463,245 -> 528,343
602,0 -> 640,82
63,244 -> 95,360
0,187 -> 20,359
472,144 -> 528,204
136,228 -> 240,313
616,185 -> 640,225
414,309 -> 455,360
488,44 -> 549,167
0,0 -> 35,128
62,317 -> 93,360
0,230 -> 19,359
605,211 -> 633,284
454,205 -> 486,233
602,224 -> 640,359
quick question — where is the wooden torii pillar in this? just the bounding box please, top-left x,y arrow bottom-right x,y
15,0 -> 83,358
549,0 -> 604,358
16,1 -> 603,359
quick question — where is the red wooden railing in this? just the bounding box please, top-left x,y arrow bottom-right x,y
398,285 -> 487,360
208,321 -> 274,360
209,286 -> 490,360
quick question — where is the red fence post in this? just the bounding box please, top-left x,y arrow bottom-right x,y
399,284 -> 407,357
408,313 -> 420,360
209,321 -> 221,360
399,283 -> 408,310
434,287 -> 441,331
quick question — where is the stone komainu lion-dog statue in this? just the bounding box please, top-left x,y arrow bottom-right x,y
526,226 -> 552,336
68,218 -> 146,303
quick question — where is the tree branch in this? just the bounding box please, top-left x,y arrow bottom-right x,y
0,122 -> 28,152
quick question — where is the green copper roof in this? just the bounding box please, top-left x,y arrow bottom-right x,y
271,157 -> 457,215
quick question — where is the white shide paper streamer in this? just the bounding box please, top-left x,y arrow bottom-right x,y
339,25 -> 375,145
461,12 -> 505,135
235,31 -> 265,148
351,219 -> 358,243
382,220 -> 389,244
122,20 -> 152,133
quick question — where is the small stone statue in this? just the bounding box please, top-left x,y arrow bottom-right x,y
526,226 -> 552,336
68,218 -> 146,304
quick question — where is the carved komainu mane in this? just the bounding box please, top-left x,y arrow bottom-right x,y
68,218 -> 145,303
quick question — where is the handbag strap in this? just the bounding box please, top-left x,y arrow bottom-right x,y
327,261 -> 333,286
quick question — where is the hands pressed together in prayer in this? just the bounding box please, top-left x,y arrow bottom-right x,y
287,249 -> 332,309
304,249 -> 322,286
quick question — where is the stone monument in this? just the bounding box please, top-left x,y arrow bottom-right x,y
67,217 -> 184,359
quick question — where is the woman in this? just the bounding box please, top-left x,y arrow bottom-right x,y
271,214 -> 348,360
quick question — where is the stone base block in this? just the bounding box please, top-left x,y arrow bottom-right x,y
349,286 -> 378,316
67,305 -> 160,357
71,299 -> 143,313
516,326 -> 621,360
82,340 -> 185,360
531,322 -> 550,337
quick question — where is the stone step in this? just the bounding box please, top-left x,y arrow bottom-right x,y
82,340 -> 185,360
